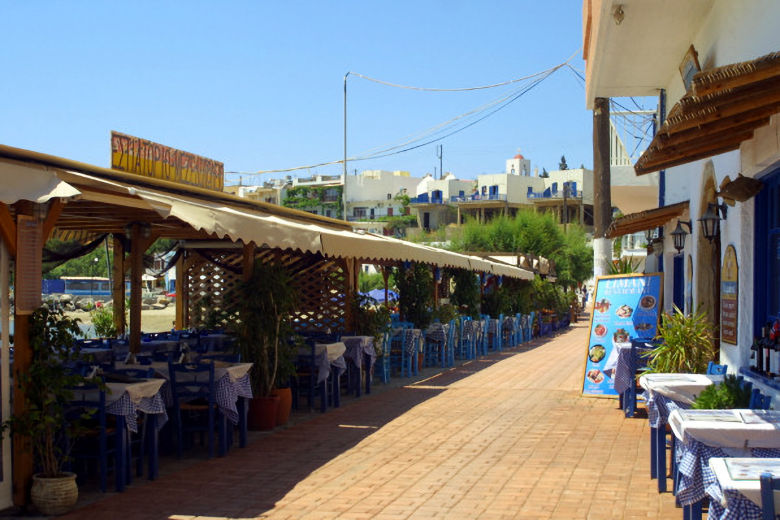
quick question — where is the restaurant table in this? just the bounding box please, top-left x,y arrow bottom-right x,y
72,377 -> 167,490
395,328 -> 422,375
340,336 -> 375,396
79,347 -> 114,365
639,373 -> 724,492
668,409 -> 780,519
116,360 -> 253,449
298,342 -> 347,410
461,320 -> 480,359
425,323 -> 450,368
708,457 -> 780,519
607,340 -> 653,417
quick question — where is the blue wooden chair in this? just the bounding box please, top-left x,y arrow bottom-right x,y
168,361 -> 222,458
750,388 -> 772,409
104,367 -> 156,480
446,319 -> 456,366
389,327 -> 412,377
67,382 -> 125,492
706,361 -> 728,375
760,472 -> 780,520
526,311 -> 536,341
424,322 -> 447,368
292,339 -> 327,412
379,331 -> 391,383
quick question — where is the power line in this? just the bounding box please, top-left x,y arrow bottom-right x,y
226,53 -> 578,179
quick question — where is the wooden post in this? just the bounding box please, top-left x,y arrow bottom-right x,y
343,258 -> 357,332
175,252 -> 187,330
11,202 -> 34,507
432,265 -> 440,310
111,235 -> 125,336
242,242 -> 255,282
593,97 -> 612,277
129,224 -> 144,354
382,266 -> 390,305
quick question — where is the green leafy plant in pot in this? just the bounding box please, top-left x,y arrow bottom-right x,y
237,259 -> 299,430
642,305 -> 718,374
1,307 -> 96,515
692,374 -> 752,409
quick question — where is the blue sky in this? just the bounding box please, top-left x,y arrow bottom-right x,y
1,1 -> 591,184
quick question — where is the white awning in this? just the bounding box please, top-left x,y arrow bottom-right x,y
0,160 -> 80,204
0,157 -> 534,279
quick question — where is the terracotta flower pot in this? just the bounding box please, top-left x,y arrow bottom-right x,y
247,395 -> 280,431
272,387 -> 292,426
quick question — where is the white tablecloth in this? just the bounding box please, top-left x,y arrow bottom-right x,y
669,409 -> 780,450
639,373 -> 723,405
709,457 -> 780,512
298,342 -> 347,384
340,336 -> 376,369
72,378 -> 167,433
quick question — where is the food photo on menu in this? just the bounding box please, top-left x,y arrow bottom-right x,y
588,344 -> 606,363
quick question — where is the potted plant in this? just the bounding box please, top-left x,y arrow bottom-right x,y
237,259 -> 299,430
642,305 -> 718,374
2,307 -> 95,515
692,374 -> 752,409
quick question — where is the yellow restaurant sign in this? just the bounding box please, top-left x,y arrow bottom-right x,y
111,131 -> 224,191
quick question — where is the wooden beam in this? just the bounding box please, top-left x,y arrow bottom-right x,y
652,117 -> 769,150
242,242 -> 255,282
664,96 -> 780,136
111,235 -> 126,336
41,198 -> 65,242
683,75 -> 780,113
636,143 -> 744,175
128,224 -> 144,354
175,252 -> 186,330
645,130 -> 754,161
693,57 -> 780,97
0,203 -> 16,257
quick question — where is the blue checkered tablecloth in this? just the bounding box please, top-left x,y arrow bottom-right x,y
341,336 -> 377,370
425,323 -> 449,345
707,485 -> 764,520
105,391 -> 168,433
397,329 -> 422,355
613,344 -> 652,394
646,392 -> 689,428
676,436 -> 780,508
216,374 -> 253,424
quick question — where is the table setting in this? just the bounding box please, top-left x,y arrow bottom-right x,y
708,457 -> 780,519
668,408 -> 780,518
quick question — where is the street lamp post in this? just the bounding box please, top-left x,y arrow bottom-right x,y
90,256 -> 99,299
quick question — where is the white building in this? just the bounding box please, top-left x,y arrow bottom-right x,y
345,170 -> 421,233
585,0 -> 780,396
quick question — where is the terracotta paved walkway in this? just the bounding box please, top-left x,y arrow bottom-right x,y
61,319 -> 679,519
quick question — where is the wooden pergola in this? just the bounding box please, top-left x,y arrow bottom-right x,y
0,144 -> 534,505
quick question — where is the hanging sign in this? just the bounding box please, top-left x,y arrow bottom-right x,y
110,131 -> 224,191
15,215 -> 42,314
721,245 -> 738,344
582,273 -> 663,397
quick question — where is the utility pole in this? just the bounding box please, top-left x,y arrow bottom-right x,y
343,72 -> 350,221
436,144 -> 443,179
593,97 -> 612,277
562,182 -> 568,233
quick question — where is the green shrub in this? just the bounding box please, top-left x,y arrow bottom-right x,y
90,306 -> 117,338
643,306 -> 717,374
692,375 -> 751,409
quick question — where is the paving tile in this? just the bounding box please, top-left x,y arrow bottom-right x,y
52,317 -> 678,520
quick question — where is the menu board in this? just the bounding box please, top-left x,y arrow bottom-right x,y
582,273 -> 663,397
720,245 -> 738,344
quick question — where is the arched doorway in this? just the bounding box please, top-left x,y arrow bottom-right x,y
695,163 -> 720,335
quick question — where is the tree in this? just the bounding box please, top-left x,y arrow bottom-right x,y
559,155 -> 568,170
540,168 -> 549,178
